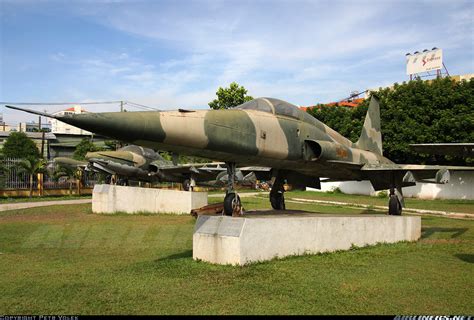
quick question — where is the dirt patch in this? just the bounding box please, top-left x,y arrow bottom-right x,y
419,239 -> 471,244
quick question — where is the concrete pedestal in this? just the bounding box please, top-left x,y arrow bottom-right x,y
193,211 -> 421,265
92,184 -> 207,214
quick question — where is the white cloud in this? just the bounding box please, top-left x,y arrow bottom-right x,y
71,1 -> 431,98
2,0 -> 473,125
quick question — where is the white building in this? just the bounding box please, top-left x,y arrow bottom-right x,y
50,105 -> 92,135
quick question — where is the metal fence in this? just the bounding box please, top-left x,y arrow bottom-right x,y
0,158 -> 35,189
0,157 -> 100,190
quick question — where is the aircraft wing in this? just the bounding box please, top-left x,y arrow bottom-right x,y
151,162 -> 272,182
152,162 -> 226,175
410,143 -> 474,157
93,153 -> 138,164
360,163 -> 474,190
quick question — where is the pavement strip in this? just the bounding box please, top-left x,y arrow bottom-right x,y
210,192 -> 473,219
1,193 -> 472,219
0,199 -> 92,212
287,197 -> 474,220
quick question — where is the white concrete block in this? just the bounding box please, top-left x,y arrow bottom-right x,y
308,171 -> 474,200
193,213 -> 421,265
92,184 -> 207,214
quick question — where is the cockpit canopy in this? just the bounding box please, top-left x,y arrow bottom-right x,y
235,97 -> 300,119
120,145 -> 161,160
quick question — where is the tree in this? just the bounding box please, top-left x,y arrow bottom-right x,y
158,151 -> 210,164
52,164 -> 81,195
2,132 -> 40,160
105,140 -> 118,150
18,158 -> 46,198
306,77 -> 474,165
0,149 -> 6,188
208,82 -> 254,110
73,138 -> 101,160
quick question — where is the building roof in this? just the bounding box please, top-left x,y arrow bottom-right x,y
63,106 -> 88,112
0,131 -> 57,139
299,98 -> 365,111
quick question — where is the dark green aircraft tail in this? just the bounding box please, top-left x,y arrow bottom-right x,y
355,96 -> 383,155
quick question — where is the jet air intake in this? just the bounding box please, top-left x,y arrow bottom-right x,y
304,139 -> 377,163
303,140 -> 351,161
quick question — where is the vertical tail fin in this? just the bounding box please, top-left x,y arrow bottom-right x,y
356,96 -> 383,155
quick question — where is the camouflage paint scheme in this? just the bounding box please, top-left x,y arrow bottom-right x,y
84,145 -> 164,182
55,145 -> 262,187
7,97 -> 474,211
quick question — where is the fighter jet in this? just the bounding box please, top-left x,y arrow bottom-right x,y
410,143 -> 474,157
54,145 -> 263,190
7,96 -> 474,215
51,157 -> 88,172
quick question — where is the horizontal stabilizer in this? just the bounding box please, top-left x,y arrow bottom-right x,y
410,143 -> 474,157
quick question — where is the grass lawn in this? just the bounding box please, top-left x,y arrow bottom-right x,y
284,190 -> 474,214
0,194 -> 92,204
0,196 -> 473,315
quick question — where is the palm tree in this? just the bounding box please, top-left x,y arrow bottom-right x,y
18,158 -> 46,198
52,164 -> 81,195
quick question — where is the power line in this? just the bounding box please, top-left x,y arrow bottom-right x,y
124,101 -> 161,111
0,100 -> 161,111
0,100 -> 123,105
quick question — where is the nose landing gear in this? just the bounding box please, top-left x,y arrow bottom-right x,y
223,162 -> 242,216
270,171 -> 286,210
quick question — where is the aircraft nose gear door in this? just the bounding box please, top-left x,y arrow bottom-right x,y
223,162 -> 242,216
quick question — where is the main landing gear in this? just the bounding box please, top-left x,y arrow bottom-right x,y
388,186 -> 403,216
182,176 -> 196,191
223,162 -> 242,216
270,171 -> 285,210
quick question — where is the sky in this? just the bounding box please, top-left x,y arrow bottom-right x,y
0,0 -> 473,125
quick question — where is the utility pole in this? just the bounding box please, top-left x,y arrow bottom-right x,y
120,100 -> 124,112
41,131 -> 45,159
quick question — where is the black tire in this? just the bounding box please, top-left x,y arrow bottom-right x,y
388,195 -> 402,215
224,192 -> 241,216
118,178 -> 128,186
270,192 -> 285,210
182,179 -> 191,191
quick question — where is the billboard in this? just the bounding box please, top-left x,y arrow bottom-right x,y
406,48 -> 443,75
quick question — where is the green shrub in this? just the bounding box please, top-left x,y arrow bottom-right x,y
377,190 -> 389,198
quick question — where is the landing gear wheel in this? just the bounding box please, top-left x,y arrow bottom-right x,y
270,192 -> 285,210
117,178 -> 128,186
182,179 -> 191,191
388,195 -> 402,215
224,192 -> 241,216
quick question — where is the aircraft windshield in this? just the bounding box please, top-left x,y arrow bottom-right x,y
120,145 -> 158,159
266,98 -> 300,119
120,145 -> 143,154
235,99 -> 273,113
235,97 -> 300,119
